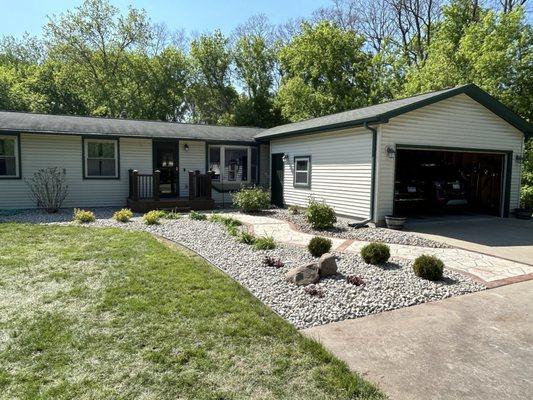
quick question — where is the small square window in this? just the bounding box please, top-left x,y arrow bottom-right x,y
0,135 -> 19,178
84,139 -> 118,178
293,156 -> 311,188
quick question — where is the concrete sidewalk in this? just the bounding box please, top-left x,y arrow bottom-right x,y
304,280 -> 533,400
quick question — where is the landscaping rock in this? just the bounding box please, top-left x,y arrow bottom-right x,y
285,263 -> 320,286
318,253 -> 337,277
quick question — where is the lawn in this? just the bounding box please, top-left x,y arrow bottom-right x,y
0,224 -> 385,400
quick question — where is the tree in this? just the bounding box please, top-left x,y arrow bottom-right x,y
276,21 -> 372,121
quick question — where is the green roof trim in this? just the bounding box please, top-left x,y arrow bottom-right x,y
254,84 -> 532,140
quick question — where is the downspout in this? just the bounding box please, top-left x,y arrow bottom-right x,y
349,121 -> 378,228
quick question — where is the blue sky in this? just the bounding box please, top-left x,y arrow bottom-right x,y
0,0 -> 330,38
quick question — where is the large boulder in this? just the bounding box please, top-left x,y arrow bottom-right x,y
318,253 -> 338,277
285,263 -> 319,286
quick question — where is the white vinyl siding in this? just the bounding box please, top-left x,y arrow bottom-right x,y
270,127 -> 373,219
178,140 -> 205,198
0,133 -> 152,209
375,93 -> 524,223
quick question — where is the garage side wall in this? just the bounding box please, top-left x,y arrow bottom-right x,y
0,133 -> 152,209
376,94 -> 524,223
270,127 -> 373,219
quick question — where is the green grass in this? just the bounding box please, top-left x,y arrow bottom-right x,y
0,224 -> 385,400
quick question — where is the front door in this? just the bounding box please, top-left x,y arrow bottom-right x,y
271,153 -> 284,207
154,141 -> 179,197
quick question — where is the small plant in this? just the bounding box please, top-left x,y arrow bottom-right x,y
307,236 -> 333,258
26,167 -> 69,213
162,211 -> 181,219
360,242 -> 390,265
263,256 -> 284,268
226,225 -> 239,236
73,208 -> 95,223
346,275 -> 365,286
287,205 -> 299,215
304,285 -> 324,298
113,208 -> 133,222
253,236 -> 276,250
143,210 -> 161,225
305,199 -> 336,229
233,187 -> 270,213
209,213 -> 224,223
189,210 -> 207,221
413,255 -> 444,281
238,231 -> 256,245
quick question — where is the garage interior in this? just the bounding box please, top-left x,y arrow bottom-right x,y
394,148 -> 505,217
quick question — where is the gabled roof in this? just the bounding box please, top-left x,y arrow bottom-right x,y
0,111 -> 264,142
254,84 -> 532,140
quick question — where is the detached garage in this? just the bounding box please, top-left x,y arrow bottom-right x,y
255,84 -> 532,225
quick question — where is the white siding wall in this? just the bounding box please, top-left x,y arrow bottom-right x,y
376,94 -> 524,223
270,127 -> 373,219
178,140 -> 205,197
0,133 -> 152,209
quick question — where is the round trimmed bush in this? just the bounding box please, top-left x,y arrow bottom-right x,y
233,187 -> 270,213
413,255 -> 444,281
308,236 -> 332,258
360,242 -> 390,265
305,199 -> 336,229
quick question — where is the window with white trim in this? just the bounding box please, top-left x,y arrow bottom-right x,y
0,135 -> 19,177
208,145 -> 253,183
84,139 -> 118,178
294,156 -> 311,187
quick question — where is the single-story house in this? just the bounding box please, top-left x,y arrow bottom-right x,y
1,84 -> 531,224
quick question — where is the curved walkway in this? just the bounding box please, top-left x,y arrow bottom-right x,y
225,213 -> 533,287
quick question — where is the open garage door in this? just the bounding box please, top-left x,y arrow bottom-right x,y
394,148 -> 506,217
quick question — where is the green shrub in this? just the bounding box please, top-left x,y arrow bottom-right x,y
238,231 -> 256,245
73,208 -> 95,223
233,187 -> 270,213
287,205 -> 299,215
412,255 -> 444,281
307,236 -> 332,258
189,211 -> 207,221
305,199 -> 336,229
209,213 -> 225,223
226,225 -> 239,236
253,236 -> 276,250
113,208 -> 133,222
520,185 -> 533,209
162,210 -> 182,219
143,210 -> 162,225
360,242 -> 390,265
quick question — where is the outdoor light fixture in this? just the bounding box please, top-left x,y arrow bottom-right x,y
515,154 -> 523,164
282,153 -> 289,163
386,146 -> 396,159
184,144 -> 190,152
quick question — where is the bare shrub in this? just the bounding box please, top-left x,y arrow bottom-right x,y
26,167 -> 69,213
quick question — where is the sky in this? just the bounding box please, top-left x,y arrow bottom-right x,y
0,0 -> 330,38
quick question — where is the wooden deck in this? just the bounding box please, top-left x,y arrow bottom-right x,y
126,197 -> 215,213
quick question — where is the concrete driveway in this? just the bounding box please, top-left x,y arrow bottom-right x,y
304,280 -> 533,400
405,216 -> 533,266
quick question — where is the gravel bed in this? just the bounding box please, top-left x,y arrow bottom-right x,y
1,208 -> 484,329
266,209 -> 451,248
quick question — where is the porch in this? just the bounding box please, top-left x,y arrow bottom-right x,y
127,169 -> 215,213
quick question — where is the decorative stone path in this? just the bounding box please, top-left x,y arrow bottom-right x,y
225,213 -> 533,287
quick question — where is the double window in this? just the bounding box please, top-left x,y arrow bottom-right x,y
208,145 -> 255,183
84,139 -> 119,178
293,156 -> 311,188
0,135 -> 19,178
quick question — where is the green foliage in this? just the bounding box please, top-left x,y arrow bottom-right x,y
73,208 -> 95,223
413,255 -> 445,281
360,243 -> 390,265
305,199 -> 337,230
189,211 -> 207,221
307,237 -> 333,258
276,21 -> 372,121
143,210 -> 162,225
521,139 -> 533,208
161,211 -> 182,220
238,231 -> 256,245
233,187 -> 270,213
253,236 -> 276,250
226,225 -> 239,236
113,208 -> 133,223
287,205 -> 299,215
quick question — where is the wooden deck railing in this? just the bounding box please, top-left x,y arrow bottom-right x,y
188,171 -> 213,200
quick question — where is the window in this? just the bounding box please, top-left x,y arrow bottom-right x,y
208,145 -> 254,183
293,156 -> 311,187
209,146 -> 221,180
0,135 -> 19,178
84,139 -> 118,178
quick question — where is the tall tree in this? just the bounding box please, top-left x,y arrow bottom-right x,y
276,21 -> 372,121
